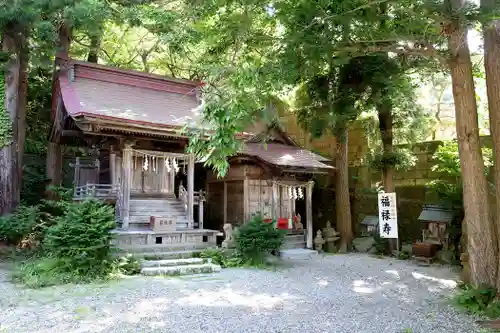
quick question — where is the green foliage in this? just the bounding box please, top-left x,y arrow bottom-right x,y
234,215 -> 285,266
454,285 -> 500,317
111,254 -> 141,275
372,233 -> 390,256
427,140 -> 493,205
199,247 -> 244,268
43,199 -> 116,276
0,205 -> 42,246
365,148 -> 417,171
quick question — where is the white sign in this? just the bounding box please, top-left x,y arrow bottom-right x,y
378,192 -> 398,239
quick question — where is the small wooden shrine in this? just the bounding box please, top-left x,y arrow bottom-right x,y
206,125 -> 333,249
48,58 -> 333,253
360,215 -> 379,236
412,204 -> 454,261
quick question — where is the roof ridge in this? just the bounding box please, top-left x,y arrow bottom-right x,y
70,59 -> 201,87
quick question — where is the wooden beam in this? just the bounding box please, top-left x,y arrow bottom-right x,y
243,176 -> 249,222
223,181 -> 228,224
187,153 -> 195,225
306,180 -> 314,249
121,142 -> 133,229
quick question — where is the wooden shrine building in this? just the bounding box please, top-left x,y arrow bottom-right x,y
48,58 -> 333,253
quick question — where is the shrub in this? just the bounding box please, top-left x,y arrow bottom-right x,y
234,215 -> 285,266
13,257 -> 80,288
199,247 -> 244,268
112,254 -> 141,275
0,205 -> 42,245
43,199 -> 116,276
454,285 -> 497,315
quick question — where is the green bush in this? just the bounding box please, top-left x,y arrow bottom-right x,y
199,247 -> 244,268
13,257 -> 81,288
234,215 -> 285,266
372,233 -> 390,255
454,285 -> 497,316
43,199 -> 116,276
0,205 -> 42,245
112,254 -> 141,275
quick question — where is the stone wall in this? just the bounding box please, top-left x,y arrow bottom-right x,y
279,111 -> 494,242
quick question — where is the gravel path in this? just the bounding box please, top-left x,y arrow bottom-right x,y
0,254 -> 480,333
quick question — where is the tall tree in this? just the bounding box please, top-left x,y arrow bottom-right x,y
480,0 -> 500,290
0,24 -> 22,214
446,0 -> 497,287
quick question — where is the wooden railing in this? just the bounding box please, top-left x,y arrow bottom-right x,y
74,183 -> 119,200
179,183 -> 188,212
178,183 -> 205,229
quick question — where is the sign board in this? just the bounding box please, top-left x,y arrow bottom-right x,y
149,216 -> 176,232
378,192 -> 398,239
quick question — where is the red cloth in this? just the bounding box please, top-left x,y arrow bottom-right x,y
277,217 -> 289,230
264,218 -> 273,223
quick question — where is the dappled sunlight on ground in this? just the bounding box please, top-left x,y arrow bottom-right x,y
175,288 -> 300,311
0,254 -> 480,333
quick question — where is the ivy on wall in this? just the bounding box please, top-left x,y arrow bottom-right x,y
0,72 -> 11,148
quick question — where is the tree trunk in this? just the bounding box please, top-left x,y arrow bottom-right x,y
335,128 -> 353,252
47,24 -> 71,190
87,28 -> 102,63
447,0 -> 497,288
481,0 -> 500,290
0,27 -> 21,215
378,102 -> 397,251
16,31 -> 28,192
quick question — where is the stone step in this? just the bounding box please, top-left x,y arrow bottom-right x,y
128,218 -> 191,225
130,210 -> 186,216
141,257 -> 206,268
115,250 -> 203,260
141,263 -> 221,276
281,240 -> 307,250
284,234 -> 306,243
128,222 -> 189,230
279,248 -> 318,260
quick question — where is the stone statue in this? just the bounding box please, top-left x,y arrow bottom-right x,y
222,223 -> 235,249
314,230 -> 325,252
293,213 -> 304,230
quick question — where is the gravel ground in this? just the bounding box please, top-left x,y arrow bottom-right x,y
0,254 -> 481,333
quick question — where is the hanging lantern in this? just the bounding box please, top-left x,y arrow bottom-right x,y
298,187 -> 304,199
165,158 -> 171,172
143,155 -> 149,171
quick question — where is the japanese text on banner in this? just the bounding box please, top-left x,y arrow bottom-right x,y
378,192 -> 398,239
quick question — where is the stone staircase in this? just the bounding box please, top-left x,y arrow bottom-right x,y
129,195 -> 192,229
140,257 -> 221,276
112,194 -> 219,253
281,230 -> 306,250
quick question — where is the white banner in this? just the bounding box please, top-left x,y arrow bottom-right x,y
378,192 -> 398,239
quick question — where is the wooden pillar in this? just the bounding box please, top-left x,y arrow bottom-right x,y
306,180 -> 314,249
47,142 -> 63,187
243,177 -> 249,222
187,154 -> 195,225
272,180 -> 278,220
223,181 -> 228,224
73,157 -> 80,188
199,190 -> 204,229
170,164 -> 175,194
109,147 -> 116,186
121,143 -> 133,229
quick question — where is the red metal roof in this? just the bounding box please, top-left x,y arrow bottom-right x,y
59,60 -> 202,128
242,143 -> 333,170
